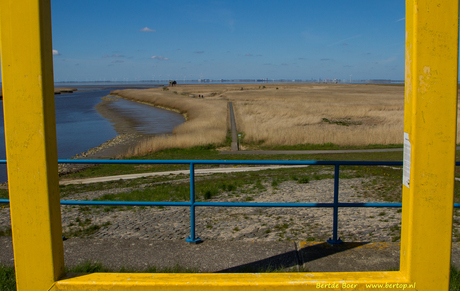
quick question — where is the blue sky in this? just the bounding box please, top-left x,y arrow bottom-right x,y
16,1 -> 408,81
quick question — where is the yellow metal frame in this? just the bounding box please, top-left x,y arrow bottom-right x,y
0,0 -> 458,290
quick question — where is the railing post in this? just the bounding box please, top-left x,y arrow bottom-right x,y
327,164 -> 343,244
186,163 -> 202,243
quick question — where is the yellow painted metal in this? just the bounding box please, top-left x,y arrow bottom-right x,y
401,0 -> 459,290
0,0 -> 64,290
53,272 -> 410,291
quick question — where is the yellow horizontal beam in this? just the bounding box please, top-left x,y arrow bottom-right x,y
52,272 -> 411,291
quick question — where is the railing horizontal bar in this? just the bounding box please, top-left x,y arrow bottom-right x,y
0,199 -> 460,208
55,159 -> 405,166
0,199 -> 403,208
59,201 -> 191,206
2,200 -> 460,207
193,202 -> 403,207
195,202 -> 334,207
0,160 -> 459,166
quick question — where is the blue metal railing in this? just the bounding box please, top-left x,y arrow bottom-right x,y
1,159 -> 459,244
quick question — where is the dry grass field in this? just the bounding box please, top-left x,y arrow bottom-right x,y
112,83 -> 460,155
225,83 -> 405,146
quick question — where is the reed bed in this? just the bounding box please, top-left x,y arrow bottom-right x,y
228,84 -> 406,146
111,87 -> 228,156
112,84 -> 460,154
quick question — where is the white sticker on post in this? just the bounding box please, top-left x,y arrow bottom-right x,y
403,132 -> 411,188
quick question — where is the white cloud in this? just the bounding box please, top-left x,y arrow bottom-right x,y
52,50 -> 60,55
151,56 -> 169,60
396,17 -> 405,22
140,27 -> 156,32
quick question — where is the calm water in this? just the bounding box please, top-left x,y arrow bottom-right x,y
0,87 -> 185,182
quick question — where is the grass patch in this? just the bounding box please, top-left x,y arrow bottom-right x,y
0,190 -> 9,209
94,183 -> 190,203
0,265 -> 15,291
0,228 -> 12,237
0,190 -> 9,200
451,265 -> 460,291
63,221 -> 111,238
297,177 -> 309,184
260,143 -> 403,151
60,173 -> 193,197
60,145 -> 408,181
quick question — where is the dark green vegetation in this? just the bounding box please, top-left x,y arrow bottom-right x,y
451,266 -> 460,291
90,167 -> 318,205
61,144 -> 406,179
0,228 -> 11,236
63,220 -> 111,238
0,189 -> 9,209
0,190 -> 8,200
248,141 -> 403,151
55,144 -> 413,220
0,265 -> 15,291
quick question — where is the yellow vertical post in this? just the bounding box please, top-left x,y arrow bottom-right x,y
401,0 -> 459,289
0,0 -> 65,290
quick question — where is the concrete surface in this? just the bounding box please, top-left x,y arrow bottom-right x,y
2,237 -> 460,273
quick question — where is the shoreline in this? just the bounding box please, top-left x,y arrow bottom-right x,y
58,93 -> 181,175
58,91 -> 188,175
58,133 -> 146,175
110,90 -> 189,121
